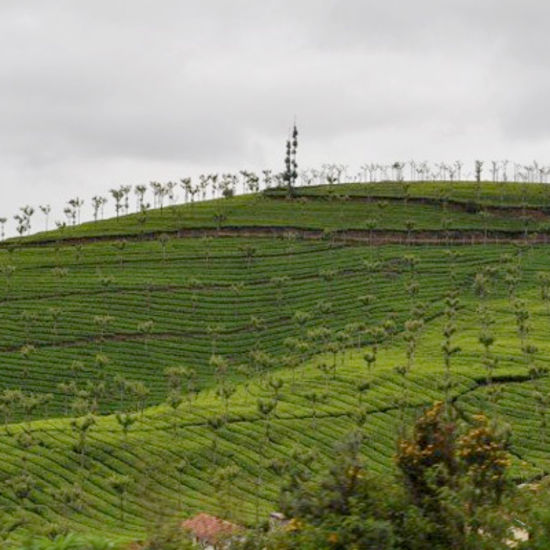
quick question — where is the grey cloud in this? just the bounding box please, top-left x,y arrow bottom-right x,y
0,0 -> 549,231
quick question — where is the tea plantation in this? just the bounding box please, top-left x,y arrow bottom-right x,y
2,181 -> 550,545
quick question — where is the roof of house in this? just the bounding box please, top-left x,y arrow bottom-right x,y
182,513 -> 241,543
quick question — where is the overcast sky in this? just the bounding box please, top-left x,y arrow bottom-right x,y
1,0 -> 550,233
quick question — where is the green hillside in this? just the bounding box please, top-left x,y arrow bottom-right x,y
266,180 -> 550,207
12,181 -> 550,245
2,181 -> 550,545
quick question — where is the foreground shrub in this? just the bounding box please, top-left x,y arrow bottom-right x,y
233,402 -> 525,550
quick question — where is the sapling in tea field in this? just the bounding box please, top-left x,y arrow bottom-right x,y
216,382 -> 236,417
116,411 -> 137,446
207,414 -> 226,467
51,265 -> 69,294
255,396 -> 279,524
70,413 -> 96,470
112,239 -> 127,268
108,474 -> 131,523
441,289 -> 460,407
158,233 -> 170,262
0,389 -> 22,430
137,320 -> 154,352
537,272 -> 550,313
174,458 -> 188,511
1,264 -> 15,298
477,303 -> 499,409
270,275 -> 289,311
165,388 -> 183,435
94,315 -> 114,353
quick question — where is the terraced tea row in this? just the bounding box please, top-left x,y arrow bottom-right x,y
2,238 -> 512,420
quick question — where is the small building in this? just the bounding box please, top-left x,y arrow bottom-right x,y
182,513 -> 241,549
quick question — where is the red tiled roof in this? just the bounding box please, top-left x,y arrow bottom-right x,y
182,513 -> 240,543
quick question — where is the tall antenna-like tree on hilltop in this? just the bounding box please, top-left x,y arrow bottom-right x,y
283,123 -> 298,198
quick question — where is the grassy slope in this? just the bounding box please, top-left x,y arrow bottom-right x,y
1,183 -> 550,543
266,180 -> 550,207
9,182 -> 550,245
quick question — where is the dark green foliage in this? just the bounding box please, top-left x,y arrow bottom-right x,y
282,124 -> 298,198
242,403 -> 521,550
